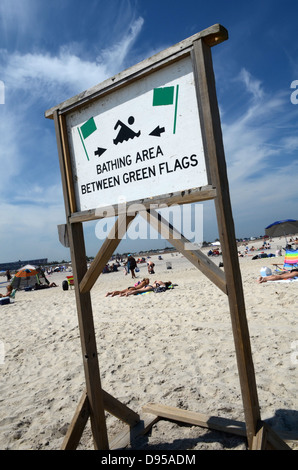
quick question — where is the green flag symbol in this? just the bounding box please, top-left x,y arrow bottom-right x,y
153,86 -> 175,106
80,117 -> 97,139
78,117 -> 97,161
152,85 -> 179,134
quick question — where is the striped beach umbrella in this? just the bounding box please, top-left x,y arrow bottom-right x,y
15,265 -> 38,277
11,265 -> 39,289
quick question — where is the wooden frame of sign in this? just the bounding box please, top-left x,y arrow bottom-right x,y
46,24 -> 290,450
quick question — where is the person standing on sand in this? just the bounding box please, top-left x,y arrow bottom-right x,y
127,254 -> 137,279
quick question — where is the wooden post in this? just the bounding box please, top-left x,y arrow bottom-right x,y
192,38 -> 261,449
54,111 -> 109,450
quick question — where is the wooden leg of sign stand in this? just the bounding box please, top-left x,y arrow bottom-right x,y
55,110 -> 151,450
61,213 -> 159,450
193,37 -> 292,450
65,222 -> 110,449
61,215 -> 144,450
54,111 -> 107,449
193,37 -> 261,449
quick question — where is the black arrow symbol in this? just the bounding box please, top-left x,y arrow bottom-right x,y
149,125 -> 165,137
94,147 -> 107,157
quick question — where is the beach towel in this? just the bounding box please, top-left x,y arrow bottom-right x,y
266,278 -> 298,283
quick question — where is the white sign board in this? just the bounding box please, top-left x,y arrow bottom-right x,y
66,56 -> 208,212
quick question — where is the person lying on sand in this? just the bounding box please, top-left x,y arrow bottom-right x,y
34,282 -> 58,290
105,278 -> 150,297
258,268 -> 298,283
124,280 -> 172,296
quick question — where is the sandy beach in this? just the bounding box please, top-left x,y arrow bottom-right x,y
0,238 -> 297,450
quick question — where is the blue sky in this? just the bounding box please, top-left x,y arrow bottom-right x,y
0,0 -> 298,262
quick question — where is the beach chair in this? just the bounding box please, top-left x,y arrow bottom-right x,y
10,288 -> 16,299
66,275 -> 74,289
272,249 -> 298,272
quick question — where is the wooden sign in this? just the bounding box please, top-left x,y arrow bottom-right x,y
46,24 -> 291,451
65,56 -> 208,212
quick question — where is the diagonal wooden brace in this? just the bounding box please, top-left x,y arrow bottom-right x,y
80,214 -> 135,293
61,389 -> 141,450
139,209 -> 227,294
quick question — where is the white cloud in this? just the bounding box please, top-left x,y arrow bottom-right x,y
238,68 -> 264,101
281,135 -> 298,151
220,76 -> 298,237
2,16 -> 145,103
4,50 -> 103,98
0,14 -> 146,261
223,85 -> 294,181
0,15 -> 145,194
97,17 -> 144,72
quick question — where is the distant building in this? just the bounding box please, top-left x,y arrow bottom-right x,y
0,259 -> 48,272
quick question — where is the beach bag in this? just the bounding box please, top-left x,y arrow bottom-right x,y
62,280 -> 69,291
260,267 -> 272,277
153,286 -> 167,293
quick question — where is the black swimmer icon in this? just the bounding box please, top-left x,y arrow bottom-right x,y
113,116 -> 141,145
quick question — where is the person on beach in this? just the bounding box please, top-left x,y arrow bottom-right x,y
36,267 -> 50,285
124,280 -> 172,296
105,278 -> 150,297
147,260 -> 155,274
34,282 -> 58,290
258,268 -> 298,283
0,284 -> 13,298
127,255 -> 137,279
